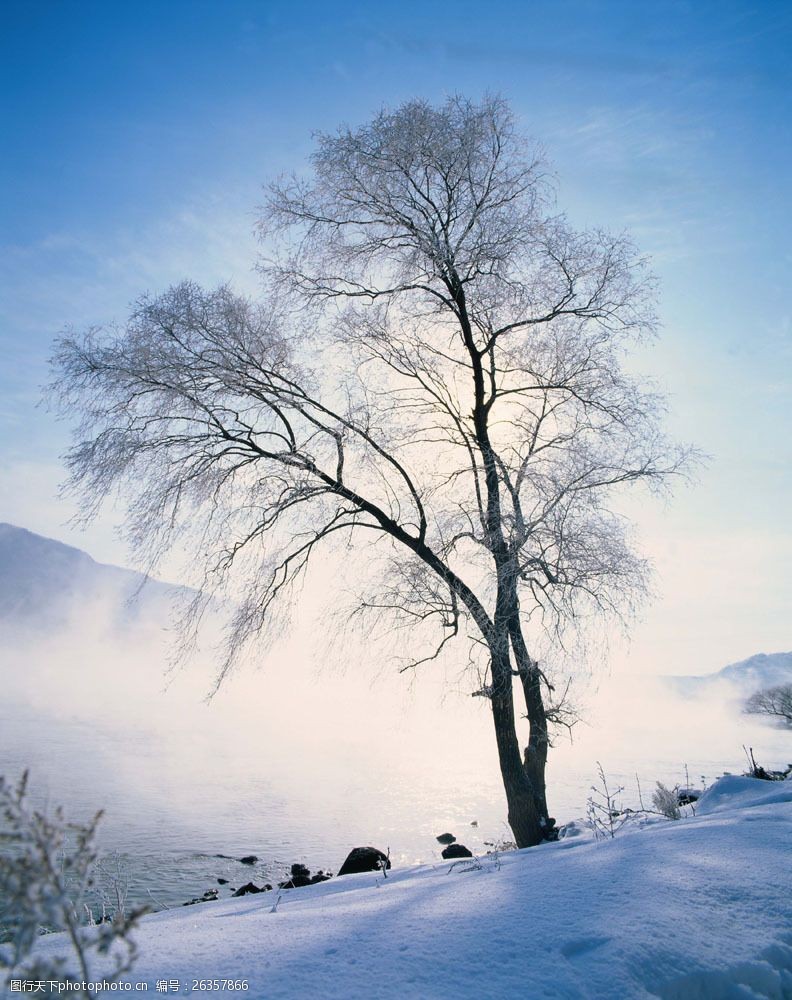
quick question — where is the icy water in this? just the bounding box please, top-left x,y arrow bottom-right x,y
1,627 -> 790,912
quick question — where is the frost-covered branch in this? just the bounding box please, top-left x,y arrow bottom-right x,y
0,773 -> 143,995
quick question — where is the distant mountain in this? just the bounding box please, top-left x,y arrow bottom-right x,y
0,523 -> 185,631
715,652 -> 792,691
666,651 -> 792,697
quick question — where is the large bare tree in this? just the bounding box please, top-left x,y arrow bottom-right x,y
51,96 -> 689,847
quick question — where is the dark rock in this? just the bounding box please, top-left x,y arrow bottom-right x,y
337,846 -> 391,876
239,855 -> 259,865
441,843 -> 473,859
280,874 -> 312,889
217,878 -> 229,885
541,817 -> 559,842
260,860 -> 333,891
233,882 -> 263,897
183,888 -> 219,906
436,832 -> 456,845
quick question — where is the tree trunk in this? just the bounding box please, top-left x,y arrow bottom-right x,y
509,613 -> 553,836
520,672 -> 550,823
489,645 -> 545,848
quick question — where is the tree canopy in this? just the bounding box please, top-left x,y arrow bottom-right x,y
51,96 -> 691,845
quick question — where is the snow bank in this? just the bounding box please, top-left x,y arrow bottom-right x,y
30,778 -> 792,999
695,774 -> 792,815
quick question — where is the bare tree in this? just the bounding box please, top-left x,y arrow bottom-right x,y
745,684 -> 792,726
50,96 -> 690,847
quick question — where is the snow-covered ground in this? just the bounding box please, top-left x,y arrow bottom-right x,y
29,776 -> 792,999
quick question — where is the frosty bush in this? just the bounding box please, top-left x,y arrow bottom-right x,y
651,782 -> 681,821
587,763 -> 629,840
0,772 -> 143,996
91,853 -> 132,924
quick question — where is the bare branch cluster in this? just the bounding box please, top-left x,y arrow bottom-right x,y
51,98 -> 688,684
745,684 -> 792,726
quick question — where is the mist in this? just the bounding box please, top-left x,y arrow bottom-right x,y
3,566 -> 788,884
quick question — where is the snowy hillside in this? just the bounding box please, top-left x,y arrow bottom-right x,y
31,776 -> 792,999
715,651 -> 792,690
0,523 -> 183,630
666,650 -> 792,697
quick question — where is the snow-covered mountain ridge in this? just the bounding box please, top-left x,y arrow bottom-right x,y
665,651 -> 792,696
0,522 -> 185,630
714,651 -> 792,689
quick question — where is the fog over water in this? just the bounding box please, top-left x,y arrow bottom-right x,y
2,553 -> 789,910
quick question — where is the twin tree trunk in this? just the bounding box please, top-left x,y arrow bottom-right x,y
490,669 -> 552,847
485,593 -> 552,849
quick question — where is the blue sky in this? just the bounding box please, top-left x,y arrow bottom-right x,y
1,0 -> 790,673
